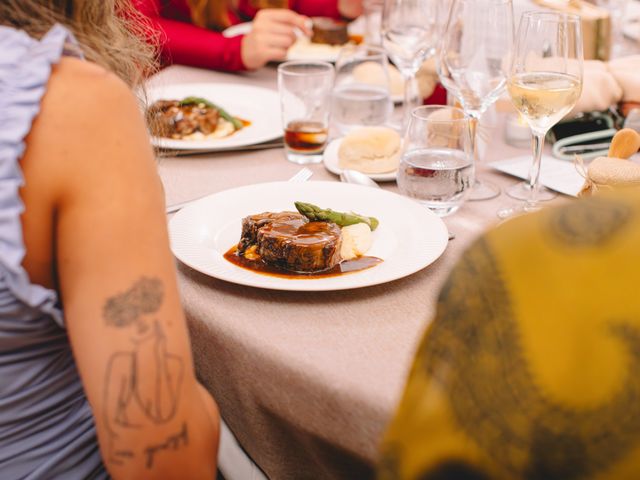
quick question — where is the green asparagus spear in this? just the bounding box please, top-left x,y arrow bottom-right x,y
179,96 -> 244,130
295,202 -> 379,231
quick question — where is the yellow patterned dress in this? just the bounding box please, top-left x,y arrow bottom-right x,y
379,190 -> 640,480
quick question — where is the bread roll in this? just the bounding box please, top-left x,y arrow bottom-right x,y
352,61 -> 436,99
338,127 -> 401,174
352,62 -> 404,96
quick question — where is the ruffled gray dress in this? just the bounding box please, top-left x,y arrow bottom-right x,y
0,24 -> 106,479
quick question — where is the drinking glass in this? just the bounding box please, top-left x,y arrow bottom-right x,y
438,0 -> 515,200
397,105 -> 474,216
381,0 -> 441,128
332,45 -> 393,135
363,0 -> 385,45
499,12 -> 583,218
595,0 -> 629,57
278,61 -> 335,165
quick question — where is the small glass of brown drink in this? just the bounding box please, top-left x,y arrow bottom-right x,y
277,60 -> 335,164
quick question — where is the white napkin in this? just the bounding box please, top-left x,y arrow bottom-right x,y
608,55 -> 640,102
490,155 -> 586,197
572,60 -> 623,113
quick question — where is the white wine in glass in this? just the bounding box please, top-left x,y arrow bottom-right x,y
500,12 -> 583,218
508,72 -> 582,134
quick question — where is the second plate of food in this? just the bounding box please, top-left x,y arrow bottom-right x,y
169,181 -> 448,291
146,83 -> 282,151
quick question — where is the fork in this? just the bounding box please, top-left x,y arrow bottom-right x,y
288,167 -> 313,183
165,167 -> 314,214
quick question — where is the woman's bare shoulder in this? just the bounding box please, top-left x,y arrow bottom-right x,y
47,57 -> 133,106
27,58 -> 155,200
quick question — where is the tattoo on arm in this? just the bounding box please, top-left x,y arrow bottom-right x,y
101,277 -> 186,468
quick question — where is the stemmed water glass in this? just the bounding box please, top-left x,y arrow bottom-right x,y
498,12 -> 583,218
438,0 -> 514,200
381,0 -> 441,128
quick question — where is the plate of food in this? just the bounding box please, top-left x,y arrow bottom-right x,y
169,181 -> 448,291
223,17 -> 364,63
146,83 -> 281,150
323,127 -> 400,182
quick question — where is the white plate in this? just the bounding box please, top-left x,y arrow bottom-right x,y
147,83 -> 281,151
169,181 -> 448,291
286,38 -> 346,63
323,138 -> 398,182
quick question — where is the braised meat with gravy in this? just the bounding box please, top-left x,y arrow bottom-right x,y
147,100 -> 221,139
238,212 -> 342,273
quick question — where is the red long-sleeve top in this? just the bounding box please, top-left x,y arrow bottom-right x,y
135,0 -> 342,71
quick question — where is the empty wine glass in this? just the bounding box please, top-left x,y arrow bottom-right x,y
381,0 -> 441,128
596,0 -> 629,58
438,0 -> 515,201
498,12 -> 583,218
363,0 -> 385,45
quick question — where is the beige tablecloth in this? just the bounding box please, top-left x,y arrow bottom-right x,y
154,65 -> 546,479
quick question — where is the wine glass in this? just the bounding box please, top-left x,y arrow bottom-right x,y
381,0 -> 441,128
595,0 -> 629,58
498,12 -> 583,218
438,0 -> 515,201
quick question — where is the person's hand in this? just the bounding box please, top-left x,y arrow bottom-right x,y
241,9 -> 311,70
338,0 -> 363,19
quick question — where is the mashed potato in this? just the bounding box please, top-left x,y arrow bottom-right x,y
181,118 -> 236,141
340,223 -> 373,260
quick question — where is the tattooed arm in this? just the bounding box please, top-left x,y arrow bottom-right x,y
25,58 -> 219,478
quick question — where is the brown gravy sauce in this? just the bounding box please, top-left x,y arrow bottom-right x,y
166,118 -> 252,140
223,246 -> 382,279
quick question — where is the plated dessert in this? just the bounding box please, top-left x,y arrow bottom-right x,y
147,97 -> 247,141
225,202 -> 382,278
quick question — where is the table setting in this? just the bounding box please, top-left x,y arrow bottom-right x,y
151,0 -> 640,478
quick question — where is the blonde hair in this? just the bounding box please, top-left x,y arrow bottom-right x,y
0,0 -> 157,87
187,0 -> 231,30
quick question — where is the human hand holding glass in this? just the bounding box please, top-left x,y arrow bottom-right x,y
498,12 -> 583,218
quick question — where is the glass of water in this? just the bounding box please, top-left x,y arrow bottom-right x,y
397,105 -> 474,216
332,45 -> 393,136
